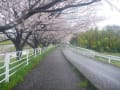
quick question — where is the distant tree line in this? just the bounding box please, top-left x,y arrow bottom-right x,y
70,27 -> 120,52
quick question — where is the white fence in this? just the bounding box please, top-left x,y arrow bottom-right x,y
70,45 -> 120,64
0,46 -> 51,84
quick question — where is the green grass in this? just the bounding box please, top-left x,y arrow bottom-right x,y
111,60 -> 120,67
102,52 -> 120,57
0,56 -> 4,61
95,56 -> 108,63
0,46 -> 55,90
95,56 -> 120,68
0,40 -> 12,45
77,80 -> 88,88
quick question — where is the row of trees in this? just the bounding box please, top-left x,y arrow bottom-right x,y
0,0 -> 101,52
71,27 -> 120,52
0,0 -> 114,59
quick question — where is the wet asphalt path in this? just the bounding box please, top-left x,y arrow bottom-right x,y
13,48 -> 85,90
63,47 -> 120,90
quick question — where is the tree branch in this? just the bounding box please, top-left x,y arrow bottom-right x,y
0,0 -> 100,32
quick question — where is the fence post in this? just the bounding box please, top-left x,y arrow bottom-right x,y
37,48 -> 39,54
39,48 -> 41,55
5,53 -> 10,83
91,52 -> 95,59
35,48 -> 37,56
108,57 -> 111,64
36,48 -> 38,54
46,46 -> 48,51
26,50 -> 29,65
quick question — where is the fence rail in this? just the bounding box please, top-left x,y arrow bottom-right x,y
70,45 -> 120,64
0,46 -> 53,84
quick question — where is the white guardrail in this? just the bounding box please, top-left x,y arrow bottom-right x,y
0,46 -> 52,84
70,45 -> 120,64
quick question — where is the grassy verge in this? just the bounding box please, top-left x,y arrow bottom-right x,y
95,56 -> 120,67
77,80 -> 89,88
102,52 -> 120,57
0,40 -> 12,45
111,60 -> 120,67
0,46 -> 55,90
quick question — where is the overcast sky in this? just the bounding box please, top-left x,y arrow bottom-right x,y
64,0 -> 120,29
97,0 -> 120,27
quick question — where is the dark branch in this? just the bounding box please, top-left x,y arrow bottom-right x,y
0,0 -> 100,32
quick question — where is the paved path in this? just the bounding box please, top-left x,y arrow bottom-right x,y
63,47 -> 120,90
13,48 -> 85,90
